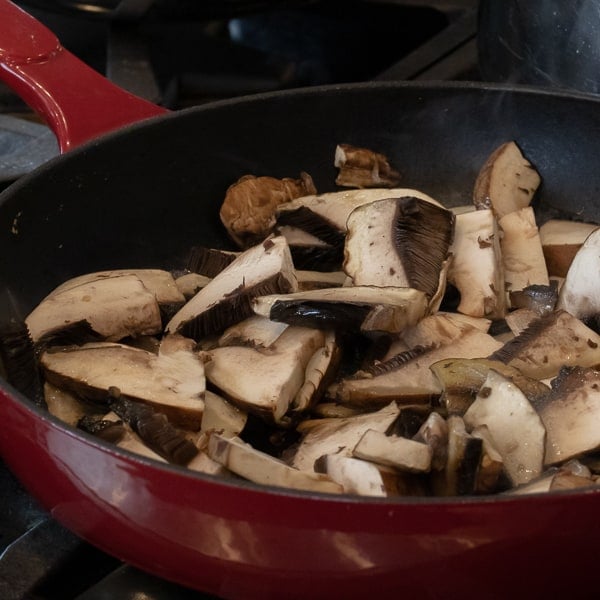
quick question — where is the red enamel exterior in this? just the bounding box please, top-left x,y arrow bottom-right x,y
2,383 -> 600,599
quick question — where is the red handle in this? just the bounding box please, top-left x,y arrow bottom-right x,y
0,0 -> 168,152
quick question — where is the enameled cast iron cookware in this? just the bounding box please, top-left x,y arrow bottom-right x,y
1,2 -> 600,598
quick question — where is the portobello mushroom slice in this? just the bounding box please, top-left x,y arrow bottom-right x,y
413,411 -> 448,471
447,209 -> 506,319
217,315 -> 288,349
200,390 -> 248,438
203,326 -> 338,426
110,397 -> 199,466
463,369 -> 546,486
275,187 -> 443,270
48,268 -> 185,307
556,227 -> 600,328
507,461 -> 598,495
166,236 -> 298,341
26,274 -> 162,342
252,286 -> 428,334
508,283 -> 558,316
206,433 -> 343,494
430,357 -> 551,415
185,246 -> 240,277
430,415 -> 483,496
352,429 -> 432,473
47,269 -> 184,325
489,310 -> 600,379
40,341 -> 205,430
537,366 -> 600,466
539,219 -> 599,278
330,324 -> 502,408
473,140 -> 541,218
296,270 -> 347,291
314,453 -> 402,497
0,319 -> 45,406
470,425 -> 506,494
499,207 -> 549,295
274,226 -> 340,272
220,172 -> 316,248
44,381 -> 103,427
343,196 -> 454,304
175,273 -> 212,300
334,143 -> 401,188
291,402 -> 400,471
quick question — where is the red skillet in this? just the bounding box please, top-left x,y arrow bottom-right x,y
1,2 -> 600,599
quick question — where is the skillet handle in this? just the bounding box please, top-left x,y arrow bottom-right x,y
0,0 -> 168,152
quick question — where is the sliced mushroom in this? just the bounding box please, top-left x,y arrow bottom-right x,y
44,381 -> 102,427
556,227 -> 600,327
447,208 -> 506,319
430,357 -> 551,415
26,274 -> 163,342
166,236 -> 298,340
314,453 -> 400,497
186,449 -> 236,478
218,315 -> 288,349
473,140 -> 541,218
490,310 -> 600,379
508,283 -> 558,316
185,246 -> 240,278
275,226 -> 340,272
40,341 -> 205,430
505,469 -> 558,495
203,326 -> 337,425
334,143 -> 401,188
292,330 -> 339,413
430,415 -> 482,496
252,286 -> 428,335
220,172 -> 316,248
549,471 -> 597,492
331,324 -> 502,408
296,270 -> 347,291
0,319 -> 45,406
463,369 -> 546,486
470,424 -> 507,494
78,412 -> 127,444
499,207 -> 549,296
175,272 -> 212,299
200,390 -> 248,438
206,433 -> 343,494
110,396 -> 200,466
352,429 -> 432,473
291,402 -> 400,471
537,366 -> 600,466
539,219 -> 599,277
117,430 -> 169,463
48,268 -> 185,305
275,187 -> 443,270
343,196 -> 454,304
413,411 -> 448,471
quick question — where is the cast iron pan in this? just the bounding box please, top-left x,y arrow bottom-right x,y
1,2 -> 600,599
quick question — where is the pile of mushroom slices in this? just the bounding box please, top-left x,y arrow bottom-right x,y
9,141 -> 600,499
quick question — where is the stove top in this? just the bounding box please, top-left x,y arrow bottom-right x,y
0,1 -> 478,597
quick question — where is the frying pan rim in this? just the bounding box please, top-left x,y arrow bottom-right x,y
3,78 -> 600,204
2,78 -> 600,508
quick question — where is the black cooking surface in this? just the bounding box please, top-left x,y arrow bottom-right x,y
0,1 -> 478,597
